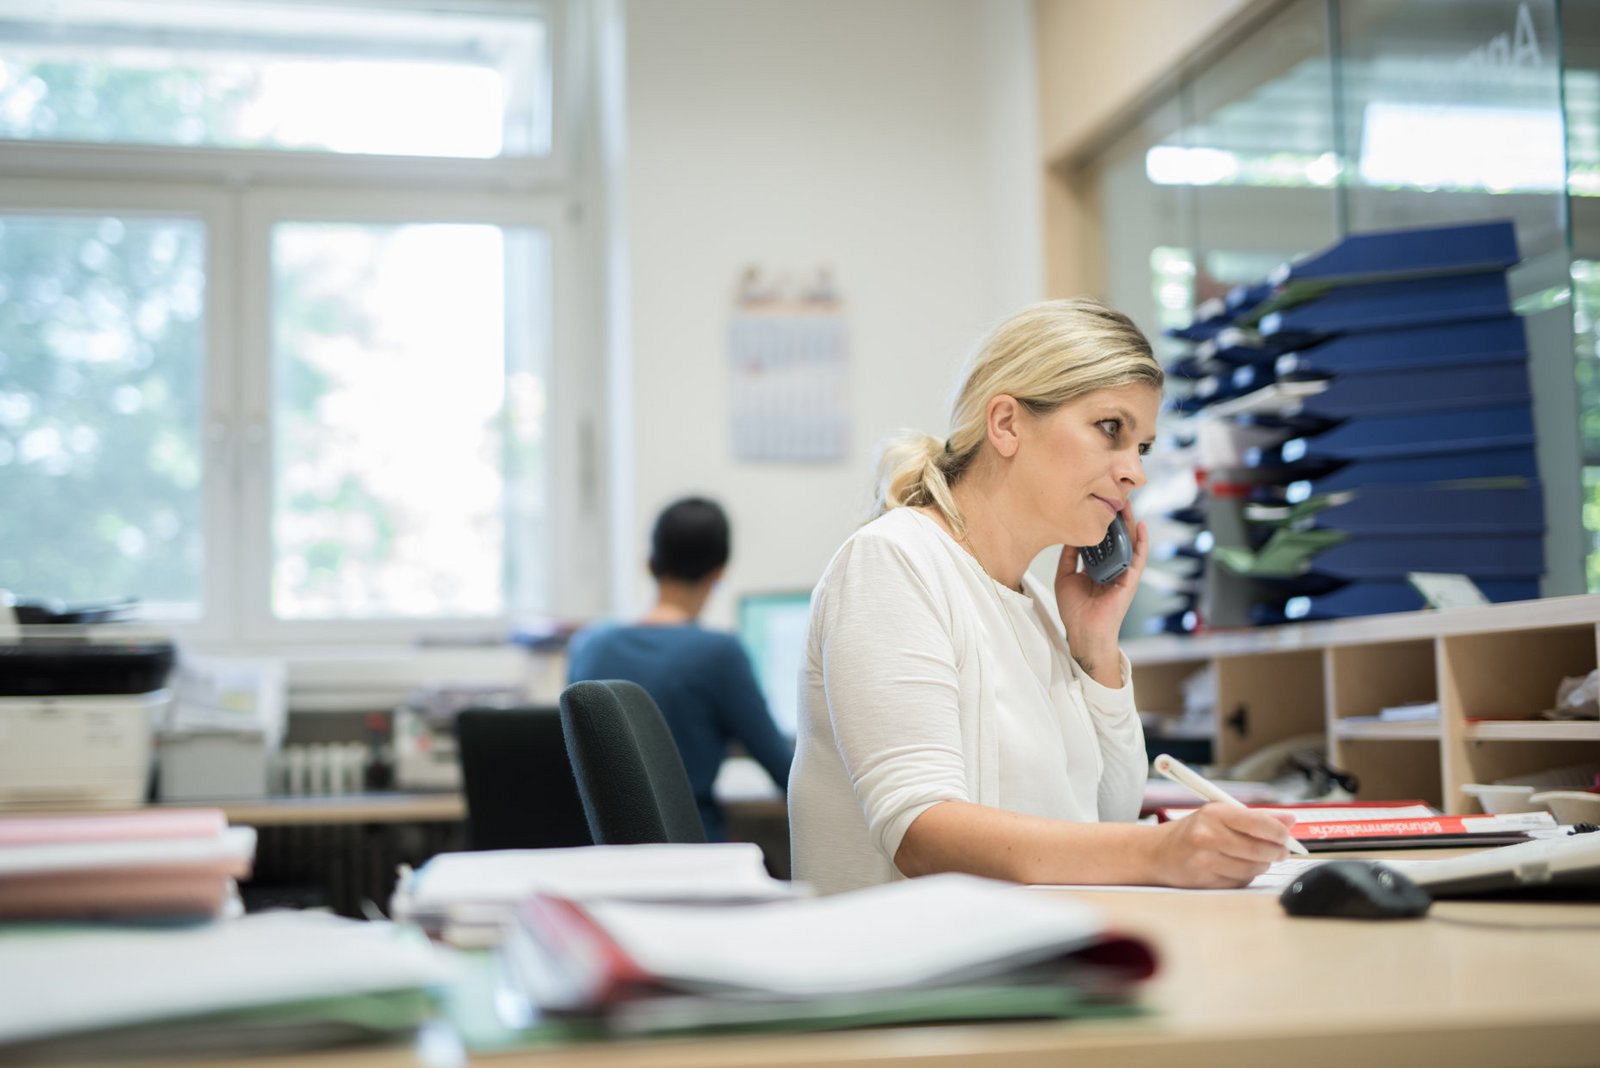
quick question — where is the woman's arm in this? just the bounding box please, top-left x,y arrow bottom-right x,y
815,534 -> 973,863
895,799 -> 1297,889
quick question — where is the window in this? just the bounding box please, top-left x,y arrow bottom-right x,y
0,1 -> 551,157
0,212 -> 207,608
0,0 -> 601,645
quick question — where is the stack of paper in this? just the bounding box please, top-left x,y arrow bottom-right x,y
501,873 -> 1156,1036
391,842 -> 798,947
0,808 -> 254,920
0,911 -> 452,1060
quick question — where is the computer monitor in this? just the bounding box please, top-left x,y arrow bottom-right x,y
736,591 -> 811,738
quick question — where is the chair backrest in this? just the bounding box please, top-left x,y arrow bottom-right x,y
558,679 -> 707,844
454,705 -> 593,852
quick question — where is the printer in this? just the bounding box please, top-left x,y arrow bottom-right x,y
0,598 -> 175,809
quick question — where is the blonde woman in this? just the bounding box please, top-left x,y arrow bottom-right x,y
789,299 -> 1295,894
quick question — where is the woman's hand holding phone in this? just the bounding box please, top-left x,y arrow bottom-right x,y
1054,501 -> 1148,688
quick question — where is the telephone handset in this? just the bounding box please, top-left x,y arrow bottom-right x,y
1078,514 -> 1132,585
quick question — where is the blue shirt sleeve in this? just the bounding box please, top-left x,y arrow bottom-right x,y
711,636 -> 794,789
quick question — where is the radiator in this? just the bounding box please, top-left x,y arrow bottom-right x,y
246,820 -> 465,918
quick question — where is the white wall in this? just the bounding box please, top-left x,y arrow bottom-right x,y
619,0 -> 1043,625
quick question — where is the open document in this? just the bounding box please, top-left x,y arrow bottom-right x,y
501,872 -> 1156,1036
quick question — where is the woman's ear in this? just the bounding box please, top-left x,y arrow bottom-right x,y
986,394 -> 1022,459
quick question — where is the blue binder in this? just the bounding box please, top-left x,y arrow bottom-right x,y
1297,362 -> 1530,419
1191,328 -> 1297,369
1166,296 -> 1233,341
1287,404 -> 1534,463
1270,219 -> 1519,287
1252,578 -> 1540,623
1308,484 -> 1543,535
1168,364 -> 1275,414
1274,317 -> 1527,377
1236,411 -> 1342,438
1259,271 -> 1513,342
1309,534 -> 1544,581
1307,449 -> 1540,494
1226,281 -> 1275,317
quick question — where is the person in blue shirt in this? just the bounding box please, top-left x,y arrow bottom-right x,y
565,497 -> 794,841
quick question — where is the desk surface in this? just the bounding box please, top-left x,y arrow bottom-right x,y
103,875 -> 1600,1068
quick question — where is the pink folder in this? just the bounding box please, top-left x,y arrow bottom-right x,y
0,809 -> 228,847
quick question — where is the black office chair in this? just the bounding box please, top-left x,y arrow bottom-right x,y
558,679 -> 707,844
454,705 -> 593,851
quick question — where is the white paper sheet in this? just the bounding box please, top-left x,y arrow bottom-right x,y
0,911 -> 450,1044
581,873 -> 1107,996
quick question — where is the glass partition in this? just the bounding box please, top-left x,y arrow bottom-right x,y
1188,0 -> 1338,289
1083,0 -> 1598,627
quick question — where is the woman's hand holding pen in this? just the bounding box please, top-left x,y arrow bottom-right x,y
1056,500 -> 1148,688
1147,804 -> 1299,889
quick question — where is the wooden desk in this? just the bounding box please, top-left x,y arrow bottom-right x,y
117,877 -> 1600,1068
467,888 -> 1600,1068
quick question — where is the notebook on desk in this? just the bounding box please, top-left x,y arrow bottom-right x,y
1158,802 -> 1559,851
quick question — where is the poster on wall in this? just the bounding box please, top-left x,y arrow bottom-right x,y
728,265 -> 849,462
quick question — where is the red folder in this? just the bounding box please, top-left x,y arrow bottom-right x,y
1156,800 -> 1557,847
503,876 -> 1161,1030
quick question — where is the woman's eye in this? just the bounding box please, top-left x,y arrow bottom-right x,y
1138,442 -> 1152,457
1097,419 -> 1121,439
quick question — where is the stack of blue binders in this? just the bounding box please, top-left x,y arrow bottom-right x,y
1161,219 -> 1542,626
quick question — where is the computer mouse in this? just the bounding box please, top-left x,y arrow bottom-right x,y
1278,860 -> 1432,919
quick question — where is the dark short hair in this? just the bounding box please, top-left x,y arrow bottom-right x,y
649,497 -> 730,582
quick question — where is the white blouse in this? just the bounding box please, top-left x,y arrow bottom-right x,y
788,507 -> 1147,895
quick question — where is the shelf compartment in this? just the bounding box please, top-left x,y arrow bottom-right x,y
1438,625 -> 1598,723
1464,721 -> 1600,742
1325,639 -> 1439,773
1128,657 -> 1209,721
1325,639 -> 1437,721
1449,738 -> 1600,814
1212,649 -> 1325,770
1334,738 -> 1443,808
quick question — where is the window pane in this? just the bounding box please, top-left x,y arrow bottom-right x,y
0,2 -> 549,158
1185,2 -> 1336,292
0,214 -> 206,610
271,221 -> 550,620
1336,0 -> 1565,257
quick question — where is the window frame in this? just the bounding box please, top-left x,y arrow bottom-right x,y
0,0 -> 606,649
236,187 -> 584,646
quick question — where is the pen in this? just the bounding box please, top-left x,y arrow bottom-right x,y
1152,753 -> 1310,856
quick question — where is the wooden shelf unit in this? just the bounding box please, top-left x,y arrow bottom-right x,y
1125,594 -> 1600,815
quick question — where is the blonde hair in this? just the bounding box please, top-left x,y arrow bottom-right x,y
872,297 -> 1162,535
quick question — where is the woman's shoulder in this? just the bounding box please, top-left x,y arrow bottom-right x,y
855,506 -> 947,548
819,508 -> 963,590
830,507 -> 935,559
